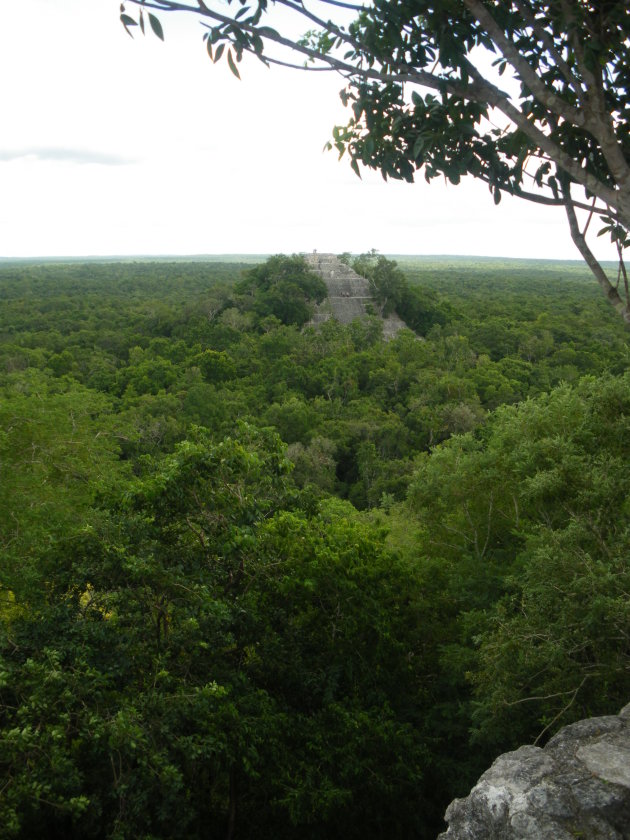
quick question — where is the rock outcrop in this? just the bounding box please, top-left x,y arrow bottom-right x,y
438,703 -> 630,840
303,253 -> 407,339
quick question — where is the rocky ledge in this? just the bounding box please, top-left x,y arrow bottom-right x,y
439,703 -> 630,840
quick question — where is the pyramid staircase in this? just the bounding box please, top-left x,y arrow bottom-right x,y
303,253 -> 407,339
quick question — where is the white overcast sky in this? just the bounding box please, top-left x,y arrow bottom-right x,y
0,0 -> 618,260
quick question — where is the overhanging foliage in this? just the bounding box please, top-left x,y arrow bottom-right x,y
121,0 -> 630,321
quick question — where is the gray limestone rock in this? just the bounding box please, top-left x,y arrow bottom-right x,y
438,704 -> 630,839
303,252 -> 407,338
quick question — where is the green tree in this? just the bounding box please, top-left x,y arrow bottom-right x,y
286,435 -> 337,492
122,0 -> 630,322
0,426 -> 440,838
0,370 -> 126,597
468,373 -> 630,747
353,253 -> 406,318
235,255 -> 327,328
407,372 -> 630,748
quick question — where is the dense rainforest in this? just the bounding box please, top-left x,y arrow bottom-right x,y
1,254 -> 629,839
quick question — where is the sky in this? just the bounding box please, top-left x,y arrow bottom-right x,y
0,0 -> 618,260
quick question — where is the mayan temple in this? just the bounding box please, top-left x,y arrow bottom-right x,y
303,252 -> 407,339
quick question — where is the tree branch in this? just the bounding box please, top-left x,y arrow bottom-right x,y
474,171 -> 608,213
307,0 -> 366,11
560,0 -> 599,91
460,59 -> 627,220
558,0 -> 630,203
560,175 -> 630,325
238,44 -> 337,72
274,0 -> 365,55
617,239 -> 630,307
513,0 -> 584,102
463,0 -> 585,128
533,677 -> 587,746
125,0 -> 630,228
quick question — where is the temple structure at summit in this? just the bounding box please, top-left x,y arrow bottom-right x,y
303,252 -> 407,339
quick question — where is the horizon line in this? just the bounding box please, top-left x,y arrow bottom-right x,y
0,252 -> 600,265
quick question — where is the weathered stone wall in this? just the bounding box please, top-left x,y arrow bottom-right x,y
438,703 -> 630,840
304,252 -> 407,338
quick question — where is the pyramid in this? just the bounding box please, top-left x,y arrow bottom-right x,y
304,253 -> 407,338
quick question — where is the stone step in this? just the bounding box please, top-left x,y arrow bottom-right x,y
304,252 -> 405,338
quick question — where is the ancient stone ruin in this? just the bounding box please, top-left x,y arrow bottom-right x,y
438,703 -> 630,839
303,252 -> 407,339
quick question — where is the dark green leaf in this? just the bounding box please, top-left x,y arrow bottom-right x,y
227,49 -> 241,79
258,26 -> 281,39
120,13 -> 137,37
148,13 -> 164,41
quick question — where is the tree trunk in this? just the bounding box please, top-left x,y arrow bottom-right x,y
561,178 -> 630,326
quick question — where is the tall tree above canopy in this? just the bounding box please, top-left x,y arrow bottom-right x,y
121,0 -> 630,322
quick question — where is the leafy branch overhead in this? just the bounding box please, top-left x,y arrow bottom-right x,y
120,0 -> 630,322
120,3 -> 164,39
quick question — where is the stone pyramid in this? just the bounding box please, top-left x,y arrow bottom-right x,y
304,253 -> 406,339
